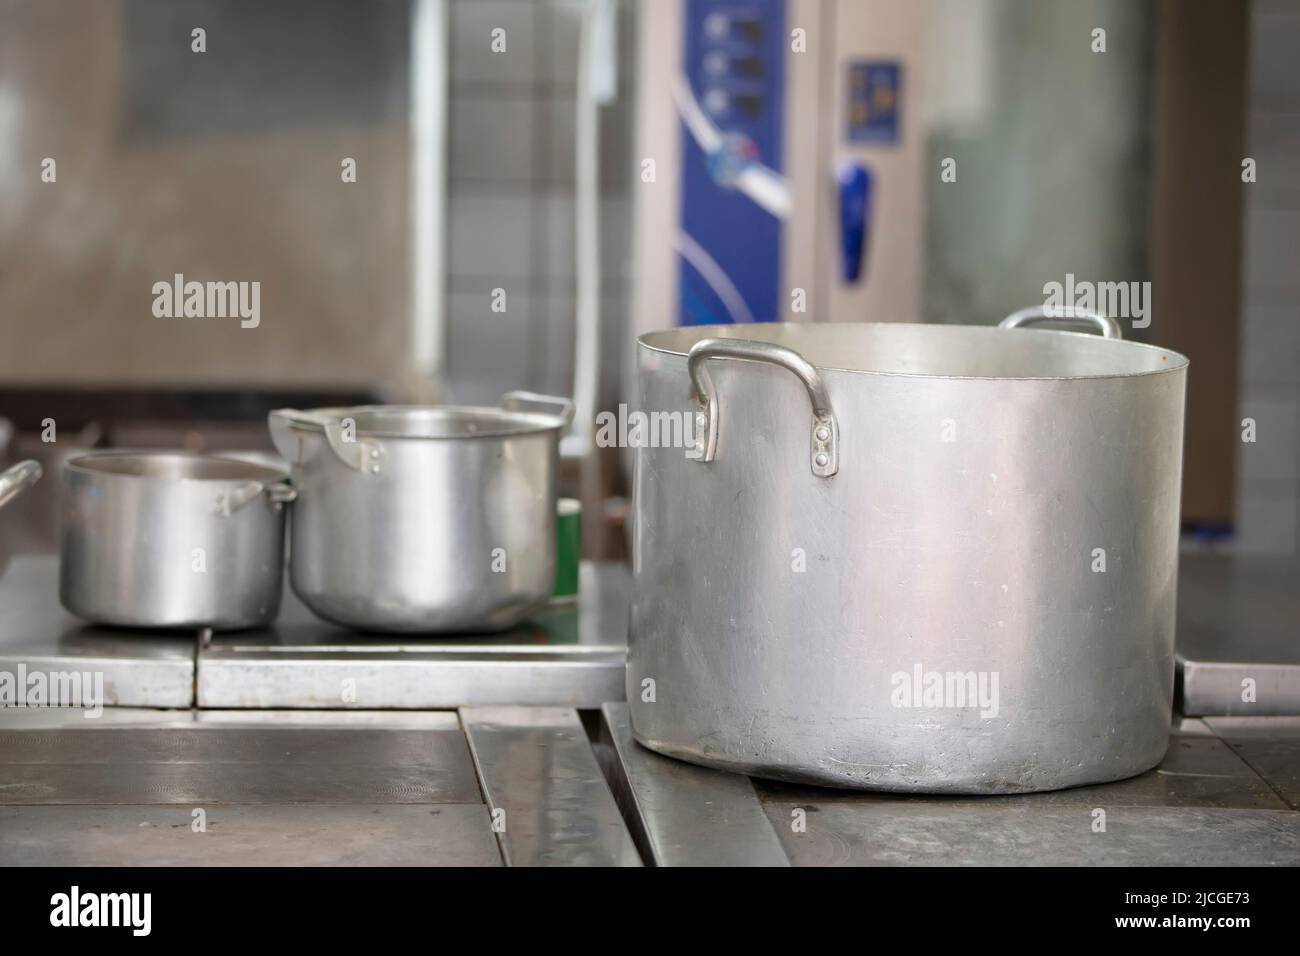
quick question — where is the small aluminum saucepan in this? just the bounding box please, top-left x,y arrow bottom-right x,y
60,452 -> 295,630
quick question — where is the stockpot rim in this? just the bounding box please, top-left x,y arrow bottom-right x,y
638,321 -> 1190,382
274,403 -> 572,441
65,450 -> 289,484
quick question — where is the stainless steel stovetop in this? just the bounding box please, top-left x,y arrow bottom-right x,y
1,551 -> 1298,866
1,704 -> 1297,866
0,556 -> 628,710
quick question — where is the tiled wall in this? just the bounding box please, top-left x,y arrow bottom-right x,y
1235,0 -> 1300,555
443,0 -> 635,409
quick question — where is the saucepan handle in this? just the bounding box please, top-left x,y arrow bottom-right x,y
998,306 -> 1123,340
268,409 -> 383,474
500,391 -> 577,430
0,460 -> 42,511
687,338 -> 839,478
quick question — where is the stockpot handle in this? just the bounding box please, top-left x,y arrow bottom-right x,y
499,391 -> 577,430
688,338 -> 839,478
268,409 -> 383,474
0,460 -> 42,511
998,306 -> 1123,340
215,479 -> 297,516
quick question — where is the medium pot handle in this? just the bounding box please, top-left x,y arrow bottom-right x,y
268,409 -> 383,474
0,459 -> 42,510
215,480 -> 297,516
687,338 -> 839,478
998,306 -> 1123,340
499,391 -> 577,430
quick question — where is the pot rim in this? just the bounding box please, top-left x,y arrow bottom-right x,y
277,404 -> 567,440
66,450 -> 288,484
639,322 -> 1190,382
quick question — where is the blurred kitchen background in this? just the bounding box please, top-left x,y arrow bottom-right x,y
0,0 -> 1297,564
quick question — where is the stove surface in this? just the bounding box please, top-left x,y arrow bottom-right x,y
0,556 -> 629,710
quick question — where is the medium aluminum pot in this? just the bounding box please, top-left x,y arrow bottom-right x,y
628,309 -> 1188,793
268,392 -> 574,632
60,452 -> 295,629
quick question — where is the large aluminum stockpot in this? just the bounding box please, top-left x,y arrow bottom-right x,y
628,309 -> 1189,794
268,392 -> 574,632
60,452 -> 295,629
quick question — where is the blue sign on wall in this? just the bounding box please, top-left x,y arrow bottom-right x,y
846,61 -> 902,145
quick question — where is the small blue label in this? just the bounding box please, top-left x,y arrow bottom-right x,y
847,61 -> 901,145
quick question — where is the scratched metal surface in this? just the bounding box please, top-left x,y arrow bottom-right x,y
606,716 -> 1300,866
0,727 -> 483,805
755,802 -> 1300,866
0,804 -> 501,866
1203,716 -> 1300,809
749,718 -> 1300,865
0,707 -> 643,866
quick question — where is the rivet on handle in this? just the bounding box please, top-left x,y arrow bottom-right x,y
811,416 -> 838,478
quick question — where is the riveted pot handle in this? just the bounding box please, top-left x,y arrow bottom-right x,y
687,338 -> 839,478
215,480 -> 297,517
268,409 -> 383,474
500,391 -> 577,430
999,306 -> 1123,340
0,459 -> 41,510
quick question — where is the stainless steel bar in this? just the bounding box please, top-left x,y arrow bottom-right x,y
193,709 -> 463,730
598,702 -> 788,866
461,706 -> 641,867
0,708 -> 462,730
198,653 -> 626,709
1181,663 -> 1300,717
